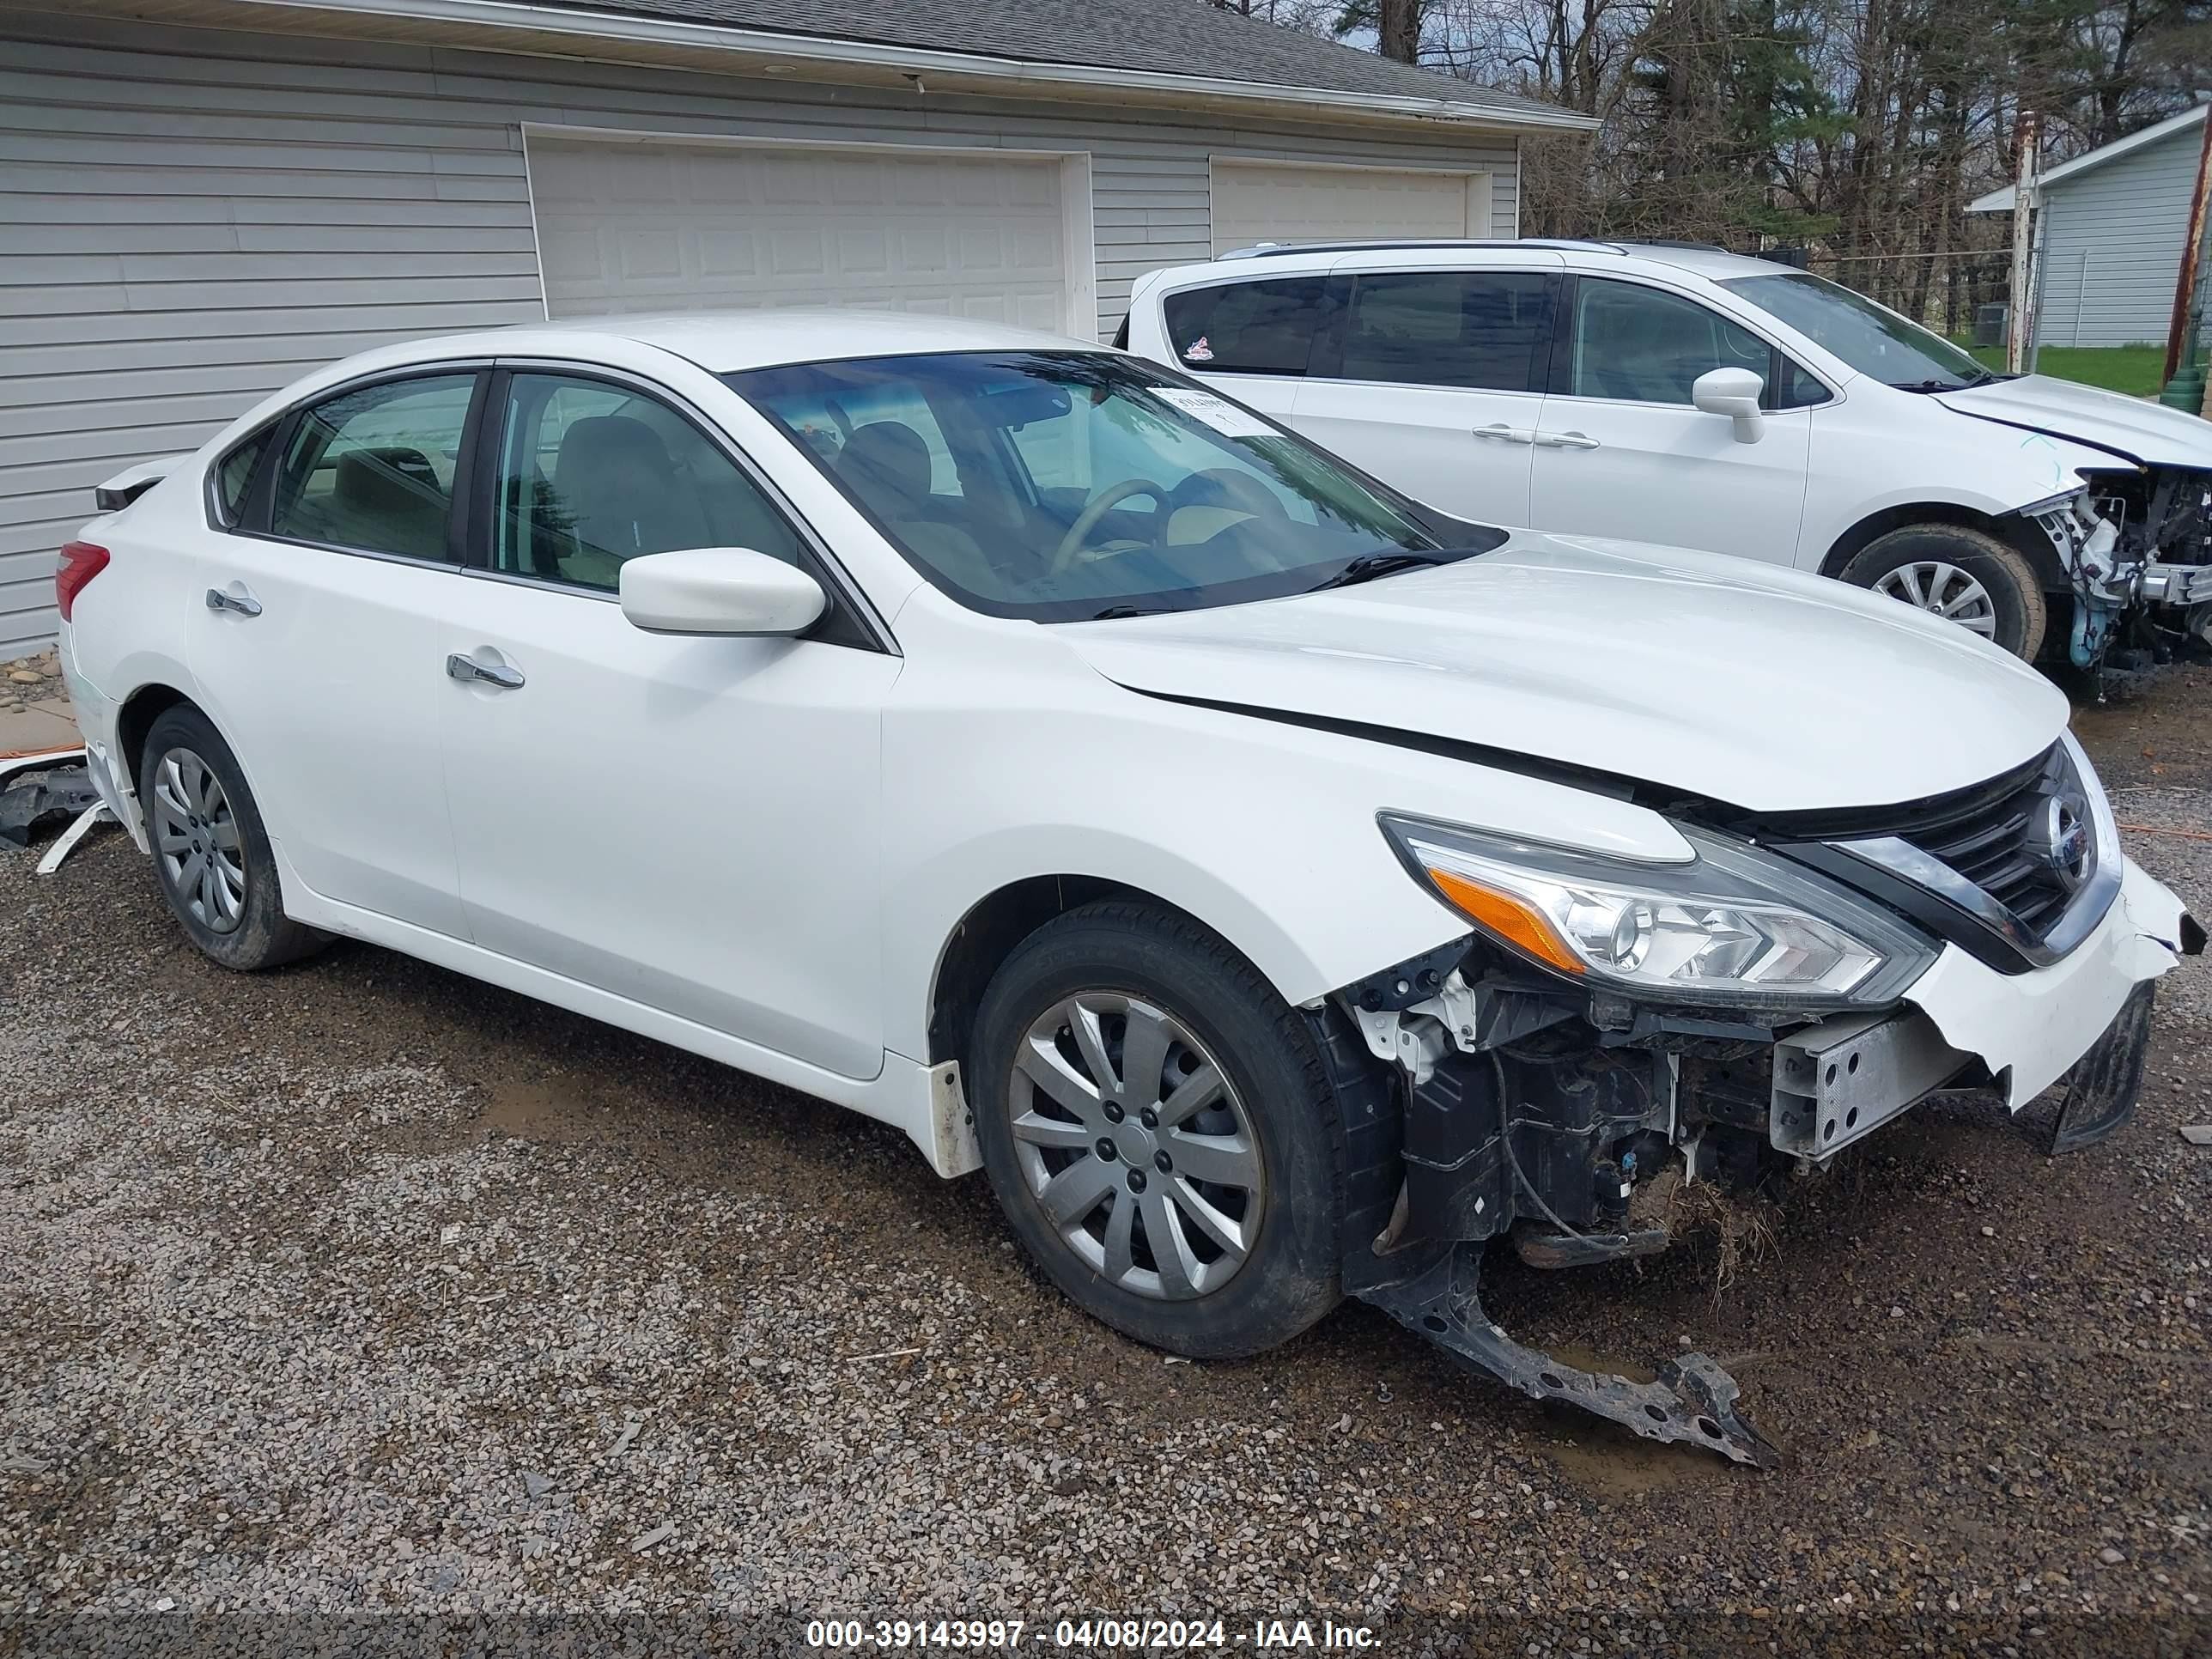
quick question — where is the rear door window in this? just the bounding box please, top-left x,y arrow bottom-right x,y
1335,270 -> 1556,392
1159,277 -> 1328,375
270,374 -> 477,561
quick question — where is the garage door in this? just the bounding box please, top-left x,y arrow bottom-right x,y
527,137 -> 1077,331
1211,161 -> 1494,255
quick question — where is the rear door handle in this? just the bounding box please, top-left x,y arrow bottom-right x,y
1473,423 -> 1534,444
204,586 -> 262,617
446,652 -> 525,690
1534,431 -> 1601,450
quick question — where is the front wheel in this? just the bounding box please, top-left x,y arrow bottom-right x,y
1839,524 -> 2049,659
969,900 -> 1345,1359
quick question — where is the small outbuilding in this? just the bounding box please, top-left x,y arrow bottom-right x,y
1969,104 -> 2210,353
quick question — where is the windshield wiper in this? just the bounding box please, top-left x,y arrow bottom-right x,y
1088,603 -> 1176,620
1306,550 -> 1455,592
1891,372 -> 1999,392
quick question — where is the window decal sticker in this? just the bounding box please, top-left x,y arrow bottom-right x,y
1182,336 -> 1215,363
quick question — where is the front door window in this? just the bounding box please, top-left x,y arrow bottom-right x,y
1565,279 -> 1822,409
490,373 -> 804,591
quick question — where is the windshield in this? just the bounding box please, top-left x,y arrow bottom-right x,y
1718,270 -> 1993,391
728,351 -> 1481,621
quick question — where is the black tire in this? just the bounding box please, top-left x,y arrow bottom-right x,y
1840,524 -> 2050,660
970,900 -> 1344,1360
137,704 -> 327,971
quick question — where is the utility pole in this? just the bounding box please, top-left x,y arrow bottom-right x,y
2161,109 -> 2212,387
2005,111 -> 2041,375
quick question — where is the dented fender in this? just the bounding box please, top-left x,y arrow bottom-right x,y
1905,858 -> 2186,1105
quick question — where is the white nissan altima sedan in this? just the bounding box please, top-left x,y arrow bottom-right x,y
55,312 -> 2200,1464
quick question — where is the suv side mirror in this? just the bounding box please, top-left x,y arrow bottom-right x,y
1692,368 -> 1766,445
618,548 -> 826,636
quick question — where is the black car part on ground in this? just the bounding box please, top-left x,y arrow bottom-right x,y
0,758 -> 98,848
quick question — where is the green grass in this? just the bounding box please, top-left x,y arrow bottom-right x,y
1963,342 -> 2166,397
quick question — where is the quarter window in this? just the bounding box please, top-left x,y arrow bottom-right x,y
1566,279 -> 1821,409
270,374 -> 476,560
1338,270 -> 1555,392
490,372 -> 803,592
1160,277 -> 1328,376
213,425 -> 275,527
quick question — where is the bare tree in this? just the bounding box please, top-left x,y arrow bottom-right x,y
1200,0 -> 2212,315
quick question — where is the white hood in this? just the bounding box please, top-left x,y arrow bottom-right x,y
1936,374 -> 2212,470
1065,536 -> 2069,815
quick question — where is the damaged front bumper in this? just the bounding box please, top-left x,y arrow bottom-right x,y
1323,854 -> 2196,1469
2033,481 -> 2212,671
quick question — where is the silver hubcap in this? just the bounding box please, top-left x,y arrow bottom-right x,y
1872,561 -> 1998,638
151,746 -> 246,935
1009,994 -> 1265,1301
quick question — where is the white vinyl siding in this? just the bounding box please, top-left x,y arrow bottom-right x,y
0,10 -> 1518,650
2033,126 -> 2206,349
1210,158 -> 1497,254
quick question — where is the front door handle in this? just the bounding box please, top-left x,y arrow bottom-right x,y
204,586 -> 263,617
1534,430 -> 1602,450
446,652 -> 525,690
1473,422 -> 1535,444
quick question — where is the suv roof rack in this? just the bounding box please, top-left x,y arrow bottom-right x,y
1216,238 -> 1628,260
1615,237 -> 1732,252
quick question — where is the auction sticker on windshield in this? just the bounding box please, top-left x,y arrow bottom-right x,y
1150,386 -> 1277,440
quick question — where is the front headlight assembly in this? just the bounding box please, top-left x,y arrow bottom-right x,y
1380,814 -> 1938,1012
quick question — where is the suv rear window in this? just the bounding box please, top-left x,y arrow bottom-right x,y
1338,270 -> 1555,392
1160,277 -> 1327,376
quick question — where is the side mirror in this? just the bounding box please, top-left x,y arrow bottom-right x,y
618,548 -> 826,637
1692,367 -> 1766,444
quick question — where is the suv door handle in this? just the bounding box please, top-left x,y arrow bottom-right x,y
1473,423 -> 1534,444
446,652 -> 525,690
204,586 -> 263,617
1534,431 -> 1601,450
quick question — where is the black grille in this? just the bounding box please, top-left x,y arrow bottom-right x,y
1899,750 -> 2075,937
1750,742 -> 2081,948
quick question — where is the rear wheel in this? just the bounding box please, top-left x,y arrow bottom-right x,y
1840,524 -> 2049,659
969,900 -> 1344,1359
138,705 -> 326,971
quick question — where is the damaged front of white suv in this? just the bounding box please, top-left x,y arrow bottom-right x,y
1066,538 -> 2203,1469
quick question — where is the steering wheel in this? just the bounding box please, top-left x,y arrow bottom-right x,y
1050,478 -> 1164,575
1170,468 -> 1291,522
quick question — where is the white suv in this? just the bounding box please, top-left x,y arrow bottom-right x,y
1122,240 -> 2212,665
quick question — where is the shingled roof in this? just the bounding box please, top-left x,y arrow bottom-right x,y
531,0 -> 1587,126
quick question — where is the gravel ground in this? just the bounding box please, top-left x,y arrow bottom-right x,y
5,674 -> 2211,1656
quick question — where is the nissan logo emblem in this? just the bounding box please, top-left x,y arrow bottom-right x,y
2033,792 -> 2092,891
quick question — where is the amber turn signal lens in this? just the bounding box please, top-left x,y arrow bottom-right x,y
1426,867 -> 1586,977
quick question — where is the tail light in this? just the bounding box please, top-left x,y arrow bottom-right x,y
55,541 -> 110,623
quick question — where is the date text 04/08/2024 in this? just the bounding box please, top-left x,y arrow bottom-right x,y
802,1619 -> 1381,1650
